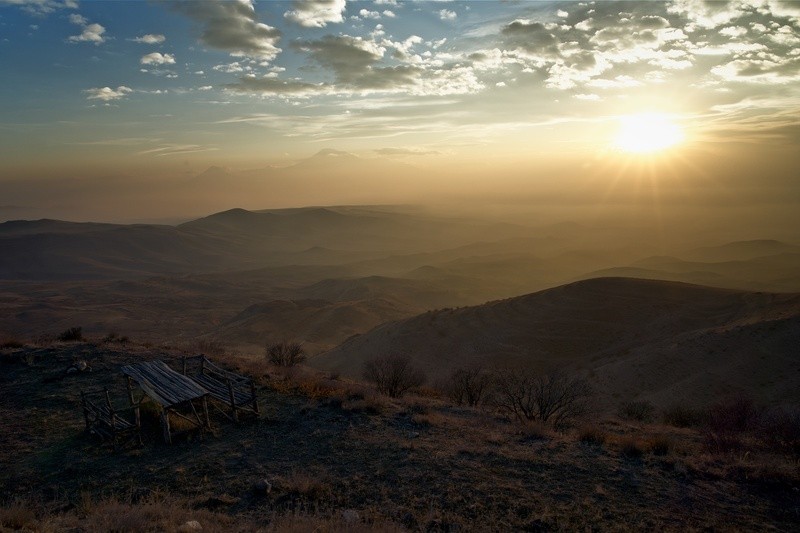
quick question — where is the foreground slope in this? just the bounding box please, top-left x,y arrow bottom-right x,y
313,277 -> 800,407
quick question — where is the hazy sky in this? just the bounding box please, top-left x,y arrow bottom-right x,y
1,0 -> 799,221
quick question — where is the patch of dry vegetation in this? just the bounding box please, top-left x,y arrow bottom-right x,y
1,343 -> 799,531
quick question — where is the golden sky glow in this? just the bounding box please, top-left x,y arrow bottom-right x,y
0,1 -> 799,223
614,114 -> 685,154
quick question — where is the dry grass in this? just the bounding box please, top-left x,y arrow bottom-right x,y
646,434 -> 673,456
619,436 -> 646,458
0,500 -> 37,530
578,425 -> 607,446
0,335 -> 24,349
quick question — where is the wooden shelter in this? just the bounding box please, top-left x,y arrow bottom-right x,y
121,360 -> 211,444
181,355 -> 259,421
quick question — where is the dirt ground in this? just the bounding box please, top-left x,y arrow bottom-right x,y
1,342 -> 798,531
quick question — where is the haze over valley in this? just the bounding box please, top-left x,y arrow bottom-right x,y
1,0 -> 799,530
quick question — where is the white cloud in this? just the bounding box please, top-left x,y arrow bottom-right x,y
140,52 -> 175,65
284,0 -> 346,28
0,0 -> 77,16
84,86 -> 133,101
67,12 -> 106,45
169,0 -> 281,61
439,9 -> 457,21
383,10 -> 396,18
359,9 -> 381,20
132,34 -> 165,45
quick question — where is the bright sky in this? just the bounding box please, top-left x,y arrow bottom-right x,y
0,0 -> 799,220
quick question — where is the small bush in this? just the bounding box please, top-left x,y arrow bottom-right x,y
0,336 -> 24,349
363,354 -> 426,398
662,403 -> 703,428
447,365 -> 493,407
706,394 -> 760,435
647,435 -> 673,456
760,407 -> 800,455
620,437 -> 645,458
703,431 -> 743,454
578,426 -> 606,446
195,338 -> 227,357
266,341 -> 306,367
58,327 -> 83,342
102,332 -> 129,344
0,501 -> 36,530
493,368 -> 592,430
618,400 -> 655,422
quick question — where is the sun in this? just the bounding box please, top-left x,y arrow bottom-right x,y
614,113 -> 684,154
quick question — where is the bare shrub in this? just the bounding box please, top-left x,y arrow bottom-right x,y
266,341 -> 306,367
0,500 -> 36,530
618,400 -> 655,422
620,436 -> 645,458
706,394 -> 761,435
447,365 -> 493,407
362,354 -> 426,398
0,336 -> 24,349
58,326 -> 83,342
662,403 -> 703,428
493,368 -> 592,430
578,426 -> 606,446
195,338 -> 227,357
703,395 -> 762,454
647,435 -> 673,456
760,407 -> 800,455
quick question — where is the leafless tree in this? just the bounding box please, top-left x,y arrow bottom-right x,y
493,368 -> 592,429
363,354 -> 426,398
265,341 -> 306,367
448,364 -> 494,407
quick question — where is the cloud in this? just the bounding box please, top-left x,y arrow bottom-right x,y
83,86 -> 132,101
225,76 -> 323,96
439,9 -> 457,21
140,52 -> 175,65
168,0 -> 281,61
137,144 -> 217,157
67,12 -> 106,44
0,0 -> 77,16
284,0 -> 346,28
294,35 -> 385,83
132,34 -> 166,45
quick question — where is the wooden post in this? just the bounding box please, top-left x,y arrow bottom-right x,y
227,378 -> 238,422
80,391 -> 91,431
161,409 -> 172,444
250,380 -> 259,415
202,396 -> 211,430
105,389 -> 118,450
126,376 -> 142,445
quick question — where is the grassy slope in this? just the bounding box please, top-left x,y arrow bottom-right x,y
1,342 -> 798,531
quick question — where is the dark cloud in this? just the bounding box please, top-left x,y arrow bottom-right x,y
225,76 -> 321,95
167,0 -> 281,61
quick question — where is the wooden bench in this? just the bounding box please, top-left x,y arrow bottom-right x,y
80,388 -> 142,449
182,355 -> 259,421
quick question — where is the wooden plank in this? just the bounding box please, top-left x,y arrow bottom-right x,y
122,360 -> 208,408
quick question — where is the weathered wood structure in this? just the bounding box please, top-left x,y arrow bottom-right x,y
80,388 -> 142,449
182,355 -> 259,421
121,360 -> 211,444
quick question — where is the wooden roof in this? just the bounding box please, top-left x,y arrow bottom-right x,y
121,360 -> 208,408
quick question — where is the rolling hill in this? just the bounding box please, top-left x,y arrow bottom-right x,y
312,277 -> 800,408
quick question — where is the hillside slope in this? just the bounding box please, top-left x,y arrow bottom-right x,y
312,277 -> 800,407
